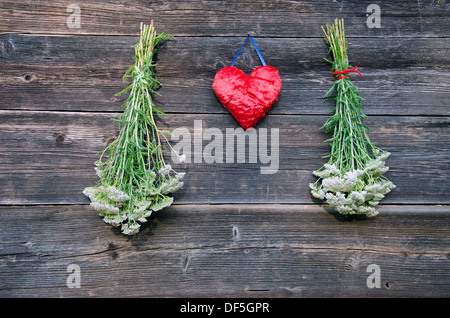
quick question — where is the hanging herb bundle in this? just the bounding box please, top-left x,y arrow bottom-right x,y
310,19 -> 395,217
84,22 -> 185,235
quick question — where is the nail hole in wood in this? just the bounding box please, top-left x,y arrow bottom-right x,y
56,133 -> 65,143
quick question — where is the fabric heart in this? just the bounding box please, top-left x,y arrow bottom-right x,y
212,65 -> 282,130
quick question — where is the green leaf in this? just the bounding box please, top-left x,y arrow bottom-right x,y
115,84 -> 133,97
158,130 -> 174,136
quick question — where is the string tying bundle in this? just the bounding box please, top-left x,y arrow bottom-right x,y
333,65 -> 363,80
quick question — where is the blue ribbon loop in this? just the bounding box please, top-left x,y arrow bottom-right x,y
231,34 -> 267,67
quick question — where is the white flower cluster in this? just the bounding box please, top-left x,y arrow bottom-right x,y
158,164 -> 172,176
121,220 -> 142,235
310,152 -> 395,217
83,185 -> 128,215
84,164 -> 185,235
105,185 -> 131,202
159,173 -> 185,195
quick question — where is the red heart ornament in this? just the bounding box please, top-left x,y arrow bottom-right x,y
212,65 -> 282,130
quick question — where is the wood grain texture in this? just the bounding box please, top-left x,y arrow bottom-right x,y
0,0 -> 449,37
0,0 -> 449,299
1,34 -> 449,115
0,111 -> 448,205
0,204 -> 449,297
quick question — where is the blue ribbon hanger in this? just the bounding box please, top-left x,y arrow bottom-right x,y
231,34 -> 267,67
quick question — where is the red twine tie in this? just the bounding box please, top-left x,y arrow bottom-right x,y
333,66 -> 362,80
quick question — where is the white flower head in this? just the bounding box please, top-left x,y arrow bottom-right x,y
336,204 -> 353,214
313,163 -> 340,178
121,222 -> 141,235
355,206 -> 378,217
105,186 -> 130,202
176,172 -> 186,180
158,164 -> 172,176
95,167 -> 106,178
322,175 -> 356,193
90,201 -> 119,215
103,215 -> 124,227
311,189 -> 325,200
377,151 -> 391,162
350,191 -> 366,205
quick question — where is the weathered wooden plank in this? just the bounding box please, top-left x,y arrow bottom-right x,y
3,34 -> 449,70
0,0 -> 447,301
0,0 -> 448,37
2,204 -> 448,257
0,204 -> 449,297
0,111 -> 448,205
3,248 -> 449,297
1,34 -> 449,115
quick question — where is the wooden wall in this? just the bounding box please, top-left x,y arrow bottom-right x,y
0,0 -> 449,298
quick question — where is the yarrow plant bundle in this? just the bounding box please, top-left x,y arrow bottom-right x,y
310,19 -> 395,217
84,22 -> 185,235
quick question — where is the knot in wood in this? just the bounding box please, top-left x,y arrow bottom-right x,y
56,133 -> 65,143
2,39 -> 15,58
